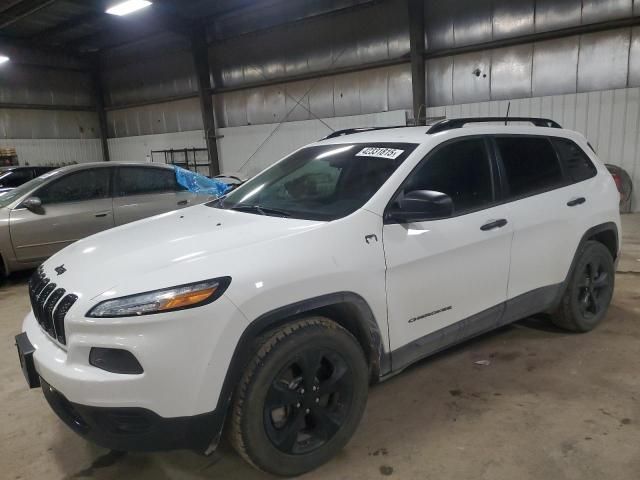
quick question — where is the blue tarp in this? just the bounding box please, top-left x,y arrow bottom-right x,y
174,166 -> 230,197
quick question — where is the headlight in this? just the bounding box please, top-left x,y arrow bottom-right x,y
87,277 -> 231,318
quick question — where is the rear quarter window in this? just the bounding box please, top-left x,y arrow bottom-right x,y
551,137 -> 597,183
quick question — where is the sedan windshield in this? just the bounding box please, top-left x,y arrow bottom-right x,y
0,170 -> 61,209
212,143 -> 418,221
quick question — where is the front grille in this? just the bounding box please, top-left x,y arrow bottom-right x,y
28,268 -> 78,345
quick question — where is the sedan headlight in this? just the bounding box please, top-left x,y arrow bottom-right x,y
87,277 -> 231,318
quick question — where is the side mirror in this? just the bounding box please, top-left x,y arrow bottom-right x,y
22,196 -> 42,212
386,190 -> 453,223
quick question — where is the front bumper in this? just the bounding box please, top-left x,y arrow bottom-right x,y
17,328 -> 227,452
40,377 -> 222,452
19,289 -> 249,452
22,291 -> 246,418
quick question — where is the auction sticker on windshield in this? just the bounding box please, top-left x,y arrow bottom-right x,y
356,147 -> 404,160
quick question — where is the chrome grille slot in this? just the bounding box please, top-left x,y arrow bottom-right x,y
53,294 -> 78,345
28,269 -> 77,346
43,288 -> 66,337
37,283 -> 56,329
33,276 -> 49,300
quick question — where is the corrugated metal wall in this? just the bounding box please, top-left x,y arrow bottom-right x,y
207,0 -> 374,41
209,0 -> 411,128
210,0 -> 409,89
0,138 -> 103,165
102,0 -> 412,133
425,0 -> 640,106
0,109 -> 100,139
426,87 -> 640,210
107,130 -> 207,163
101,32 -> 198,108
0,108 -> 103,165
106,97 -> 203,137
424,0 -> 635,49
105,62 -> 412,134
105,109 -> 407,174
427,27 -> 640,106
213,64 -> 412,128
0,64 -> 93,107
0,43 -> 100,165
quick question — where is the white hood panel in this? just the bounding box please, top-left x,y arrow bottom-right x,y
42,204 -> 322,300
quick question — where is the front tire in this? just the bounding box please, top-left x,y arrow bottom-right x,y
552,241 -> 615,332
229,317 -> 369,477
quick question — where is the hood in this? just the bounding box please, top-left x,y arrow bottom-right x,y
42,204 -> 323,300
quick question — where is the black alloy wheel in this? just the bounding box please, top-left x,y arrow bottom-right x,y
263,348 -> 353,455
229,317 -> 369,477
576,258 -> 612,319
552,240 -> 615,332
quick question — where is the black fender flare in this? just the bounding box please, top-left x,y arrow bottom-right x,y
551,222 -> 619,308
204,292 -> 386,451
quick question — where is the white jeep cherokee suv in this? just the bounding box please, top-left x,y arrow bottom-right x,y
16,117 -> 620,476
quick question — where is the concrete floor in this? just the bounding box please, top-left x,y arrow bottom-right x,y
2,215 -> 639,480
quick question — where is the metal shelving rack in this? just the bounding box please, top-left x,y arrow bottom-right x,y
151,148 -> 210,177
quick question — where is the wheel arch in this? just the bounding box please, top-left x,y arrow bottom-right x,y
551,222 -> 619,309
585,224 -> 618,261
230,292 -> 386,386
204,292 -> 386,452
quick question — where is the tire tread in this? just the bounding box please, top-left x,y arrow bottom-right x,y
552,240 -> 614,332
229,317 -> 348,473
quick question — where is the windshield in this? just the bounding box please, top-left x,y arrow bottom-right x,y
0,170 -> 61,209
212,143 -> 417,221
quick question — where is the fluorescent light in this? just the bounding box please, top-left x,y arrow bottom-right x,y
0,56 -> 9,65
106,0 -> 152,16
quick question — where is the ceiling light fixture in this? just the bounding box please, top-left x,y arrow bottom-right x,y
106,0 -> 152,16
0,55 -> 10,65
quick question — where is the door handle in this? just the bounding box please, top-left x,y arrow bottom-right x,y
177,200 -> 189,206
95,212 -> 110,218
481,219 -> 508,231
567,197 -> 586,207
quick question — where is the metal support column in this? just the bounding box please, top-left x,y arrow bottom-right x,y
191,25 -> 220,177
408,0 -> 426,125
91,58 -> 110,162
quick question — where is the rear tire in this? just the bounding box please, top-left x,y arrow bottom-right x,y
552,241 -> 615,332
229,317 -> 369,477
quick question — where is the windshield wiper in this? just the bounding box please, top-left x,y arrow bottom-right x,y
230,204 -> 291,218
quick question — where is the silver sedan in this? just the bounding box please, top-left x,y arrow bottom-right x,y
0,162 -> 214,279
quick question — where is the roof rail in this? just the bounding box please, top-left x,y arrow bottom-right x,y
426,117 -> 562,134
321,126 -> 407,140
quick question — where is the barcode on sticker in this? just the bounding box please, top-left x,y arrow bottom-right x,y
356,147 -> 404,159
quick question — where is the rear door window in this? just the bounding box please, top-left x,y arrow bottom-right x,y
495,136 -> 565,198
116,167 -> 183,196
551,138 -> 597,183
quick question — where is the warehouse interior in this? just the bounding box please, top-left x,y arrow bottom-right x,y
1,0 -> 639,479
0,0 -> 638,206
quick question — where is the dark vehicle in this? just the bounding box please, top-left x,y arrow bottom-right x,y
606,164 -> 633,213
0,166 -> 57,193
